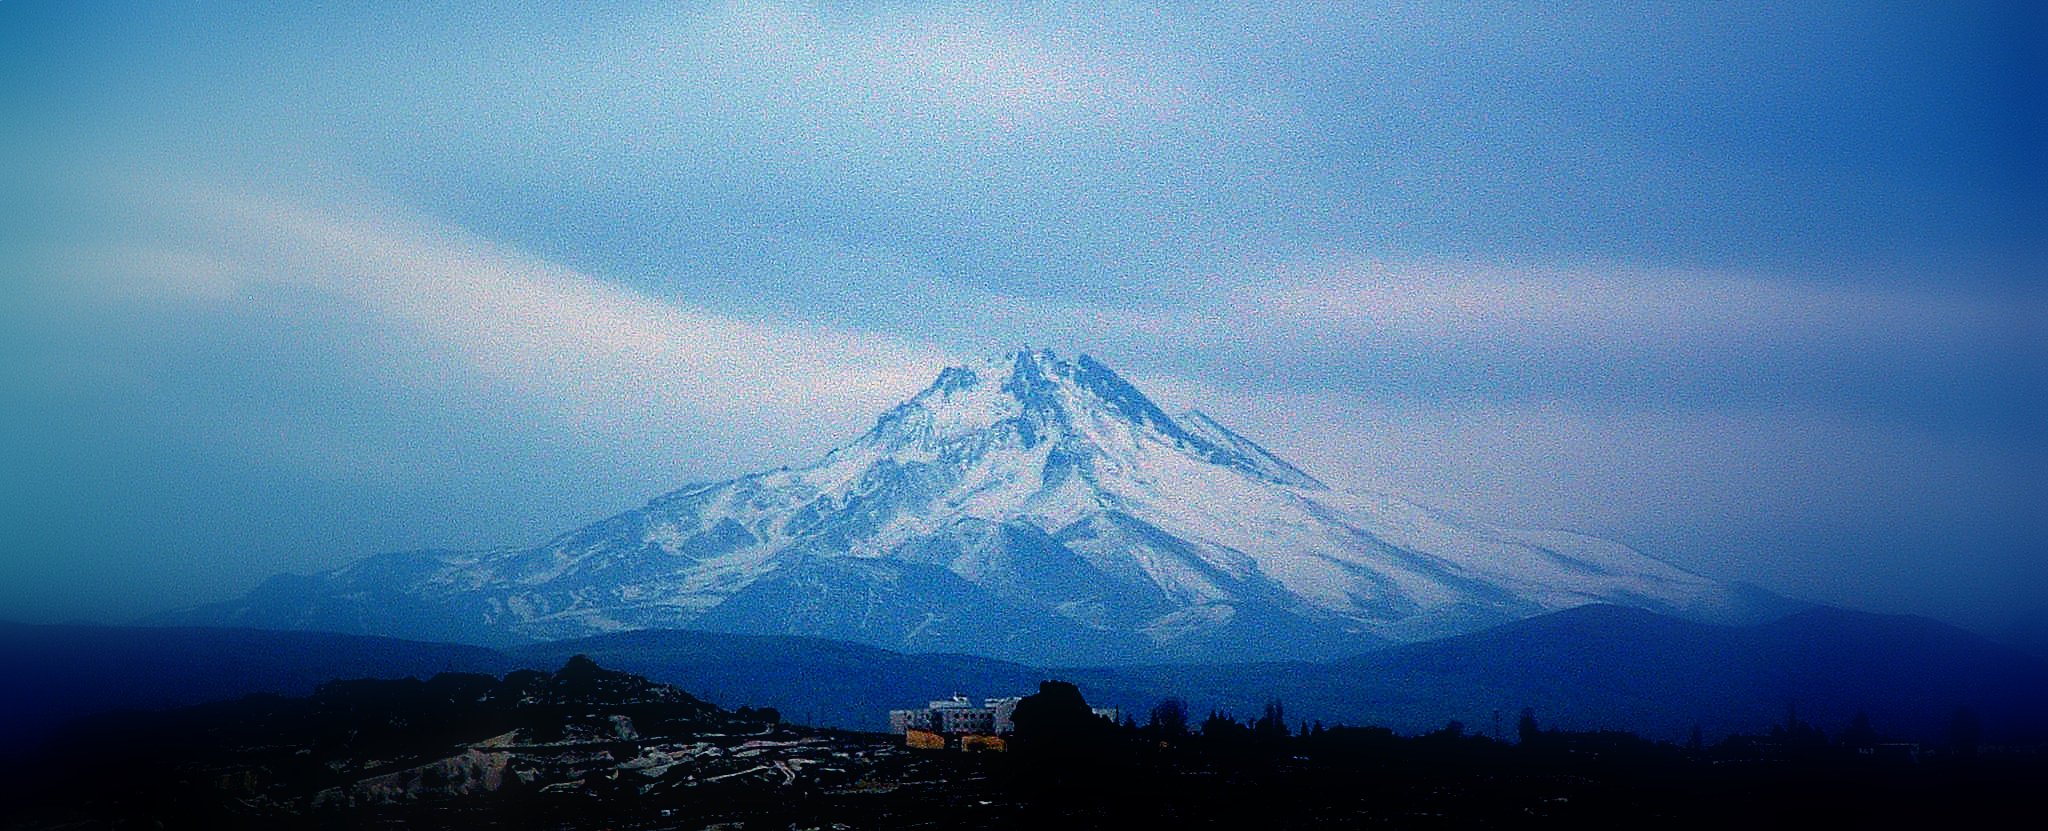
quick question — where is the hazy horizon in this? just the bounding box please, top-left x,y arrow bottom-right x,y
2,2 -> 2041,634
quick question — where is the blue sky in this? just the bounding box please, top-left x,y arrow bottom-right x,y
1,2 -> 2041,631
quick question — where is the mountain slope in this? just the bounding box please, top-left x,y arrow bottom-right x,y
167,349 -> 1763,663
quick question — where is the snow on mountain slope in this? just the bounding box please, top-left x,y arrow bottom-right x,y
167,349 -> 1762,664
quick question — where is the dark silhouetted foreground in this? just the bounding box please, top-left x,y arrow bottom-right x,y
4,660 -> 2043,829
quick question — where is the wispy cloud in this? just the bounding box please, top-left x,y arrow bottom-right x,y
57,175 -> 952,450
1251,263 -> 2006,353
969,258 -> 2029,411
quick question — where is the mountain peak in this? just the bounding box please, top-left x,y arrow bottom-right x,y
872,349 -> 1323,490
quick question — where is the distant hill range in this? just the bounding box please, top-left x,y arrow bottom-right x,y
1080,604 -> 2048,744
158,349 -> 1788,664
0,623 -> 512,750
8,605 -> 2043,752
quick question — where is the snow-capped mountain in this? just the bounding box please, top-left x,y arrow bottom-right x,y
169,349 -> 1764,664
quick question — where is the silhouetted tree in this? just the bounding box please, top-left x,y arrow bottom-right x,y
1011,680 -> 1104,754
1201,710 -> 1250,743
1254,700 -> 1289,742
1148,697 -> 1189,738
1518,708 -> 1540,746
732,705 -> 780,725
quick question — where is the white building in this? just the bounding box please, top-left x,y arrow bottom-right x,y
887,708 -> 930,735
888,694 -> 1116,736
